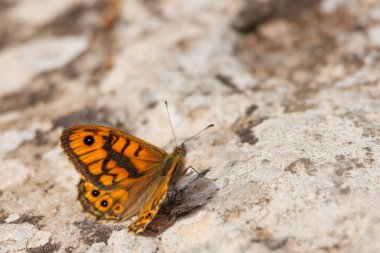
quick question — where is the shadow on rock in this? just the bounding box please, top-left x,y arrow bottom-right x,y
141,175 -> 219,237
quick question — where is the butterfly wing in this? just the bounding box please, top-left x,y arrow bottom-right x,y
61,125 -> 185,233
77,153 -> 185,232
128,153 -> 185,234
78,179 -> 130,221
60,125 -> 167,190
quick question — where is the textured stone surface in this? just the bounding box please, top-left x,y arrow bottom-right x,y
0,0 -> 379,252
0,36 -> 88,96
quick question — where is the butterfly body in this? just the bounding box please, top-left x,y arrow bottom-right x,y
60,125 -> 186,234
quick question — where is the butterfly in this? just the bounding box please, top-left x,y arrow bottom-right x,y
59,111 -> 214,234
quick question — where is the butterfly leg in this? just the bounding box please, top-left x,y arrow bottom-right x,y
185,166 -> 215,181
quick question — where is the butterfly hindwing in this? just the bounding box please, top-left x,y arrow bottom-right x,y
60,125 -> 167,190
78,179 -> 130,221
78,152 -> 184,228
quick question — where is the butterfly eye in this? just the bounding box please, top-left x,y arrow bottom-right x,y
83,136 -> 95,146
101,200 -> 108,207
91,190 -> 100,197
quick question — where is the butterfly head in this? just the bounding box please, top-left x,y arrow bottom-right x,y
174,143 -> 186,157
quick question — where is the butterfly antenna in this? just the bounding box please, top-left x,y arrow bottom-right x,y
165,101 -> 178,147
182,124 -> 215,145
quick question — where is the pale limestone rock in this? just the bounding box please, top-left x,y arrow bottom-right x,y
0,36 -> 88,96
0,0 -> 379,252
105,231 -> 157,252
5,213 -> 20,223
26,230 -> 52,248
7,0 -> 87,27
368,24 -> 380,47
0,123 -> 41,154
0,159 -> 30,191
0,224 -> 37,253
85,242 -> 107,253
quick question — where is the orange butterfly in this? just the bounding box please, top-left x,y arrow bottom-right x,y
59,106 -> 213,234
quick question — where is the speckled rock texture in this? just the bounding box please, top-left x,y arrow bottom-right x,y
0,0 -> 379,252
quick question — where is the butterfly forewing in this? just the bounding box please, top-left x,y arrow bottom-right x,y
60,125 -> 167,191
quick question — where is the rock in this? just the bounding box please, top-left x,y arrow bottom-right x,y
0,0 -> 379,252
26,230 -> 52,249
6,0 -> 84,28
0,224 -> 37,253
5,213 -> 20,223
0,159 -> 30,191
368,24 -> 380,47
0,36 -> 88,96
